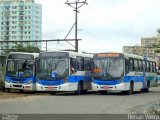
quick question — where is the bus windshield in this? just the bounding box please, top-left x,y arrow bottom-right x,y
37,57 -> 69,80
92,57 -> 124,80
6,59 -> 34,78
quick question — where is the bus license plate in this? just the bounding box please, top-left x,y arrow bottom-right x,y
104,86 -> 109,90
48,86 -> 53,90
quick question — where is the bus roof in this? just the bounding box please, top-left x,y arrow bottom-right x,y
7,52 -> 39,59
94,52 -> 156,62
39,51 -> 93,58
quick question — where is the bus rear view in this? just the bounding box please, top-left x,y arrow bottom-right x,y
4,52 -> 38,92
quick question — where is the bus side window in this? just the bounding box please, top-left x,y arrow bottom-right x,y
134,59 -> 138,72
155,62 -> 157,73
150,62 -> 153,72
76,57 -> 84,71
138,60 -> 143,72
129,58 -> 134,71
70,58 -> 76,72
125,58 -> 129,74
147,61 -> 150,72
153,62 -> 156,73
84,57 -> 92,71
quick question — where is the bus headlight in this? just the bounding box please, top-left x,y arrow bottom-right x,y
26,80 -> 32,84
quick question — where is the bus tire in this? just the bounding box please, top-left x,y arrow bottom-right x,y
82,90 -> 87,94
100,91 -> 107,95
146,81 -> 150,92
141,81 -> 150,92
2,84 -> 5,92
7,88 -> 10,93
19,90 -> 24,93
50,92 -> 56,95
75,82 -> 82,95
127,82 -> 134,95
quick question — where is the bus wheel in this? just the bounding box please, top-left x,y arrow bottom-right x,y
50,92 -> 56,95
2,85 -> 5,92
82,90 -> 87,94
146,81 -> 150,92
7,88 -> 10,93
100,91 -> 107,95
141,81 -> 150,92
75,82 -> 82,95
127,82 -> 134,95
19,90 -> 24,93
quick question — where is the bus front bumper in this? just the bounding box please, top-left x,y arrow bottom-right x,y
36,83 -> 78,92
91,82 -> 128,92
5,81 -> 34,91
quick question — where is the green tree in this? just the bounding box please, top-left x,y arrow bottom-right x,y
153,44 -> 160,53
4,44 -> 40,54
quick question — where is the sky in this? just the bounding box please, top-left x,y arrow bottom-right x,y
35,0 -> 160,53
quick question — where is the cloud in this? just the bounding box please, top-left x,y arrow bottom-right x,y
35,0 -> 160,52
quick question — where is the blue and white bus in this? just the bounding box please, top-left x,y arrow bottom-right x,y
36,51 -> 93,95
3,52 -> 39,92
91,53 -> 157,95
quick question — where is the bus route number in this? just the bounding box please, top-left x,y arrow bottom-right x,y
92,68 -> 103,73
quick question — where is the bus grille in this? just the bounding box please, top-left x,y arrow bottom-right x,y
13,85 -> 22,87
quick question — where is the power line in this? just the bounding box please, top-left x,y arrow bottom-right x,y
0,39 -> 81,43
0,39 -> 81,51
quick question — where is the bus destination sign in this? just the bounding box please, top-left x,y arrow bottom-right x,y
97,53 -> 120,57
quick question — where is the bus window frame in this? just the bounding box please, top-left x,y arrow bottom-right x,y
152,62 -> 156,73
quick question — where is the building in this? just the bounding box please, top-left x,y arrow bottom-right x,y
123,29 -> 160,59
123,46 -> 155,58
0,0 -> 42,55
141,37 -> 159,47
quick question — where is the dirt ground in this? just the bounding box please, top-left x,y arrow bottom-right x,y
0,91 -> 33,99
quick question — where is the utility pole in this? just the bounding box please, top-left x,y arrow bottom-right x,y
65,0 -> 88,52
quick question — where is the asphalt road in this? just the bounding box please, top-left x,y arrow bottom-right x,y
0,87 -> 160,114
